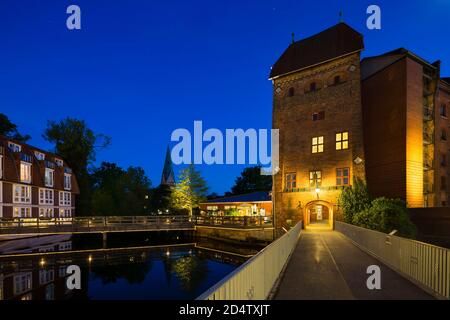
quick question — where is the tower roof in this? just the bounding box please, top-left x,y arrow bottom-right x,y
161,146 -> 175,186
269,22 -> 364,79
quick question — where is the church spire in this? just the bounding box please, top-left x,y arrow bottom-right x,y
161,146 -> 175,186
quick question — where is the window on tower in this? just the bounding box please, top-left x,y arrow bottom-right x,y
336,132 -> 349,150
309,171 -> 322,187
312,136 -> 324,153
288,87 -> 295,97
285,173 -> 297,190
336,168 -> 350,186
312,111 -> 325,121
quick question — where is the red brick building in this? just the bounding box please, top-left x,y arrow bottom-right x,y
271,23 -> 450,230
0,136 -> 79,219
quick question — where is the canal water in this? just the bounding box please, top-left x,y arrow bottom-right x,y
0,232 -> 260,300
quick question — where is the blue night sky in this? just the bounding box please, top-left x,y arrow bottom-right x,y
1,0 -> 449,194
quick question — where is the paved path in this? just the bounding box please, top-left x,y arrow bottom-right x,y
274,230 -> 433,300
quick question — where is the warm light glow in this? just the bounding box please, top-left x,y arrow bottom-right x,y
88,255 -> 93,263
315,188 -> 321,193
39,258 -> 45,267
166,250 -> 170,256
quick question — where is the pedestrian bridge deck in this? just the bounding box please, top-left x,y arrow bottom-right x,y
274,230 -> 433,300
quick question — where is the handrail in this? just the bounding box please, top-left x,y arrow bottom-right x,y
335,221 -> 450,299
0,216 -> 194,235
197,221 -> 302,300
194,215 -> 273,228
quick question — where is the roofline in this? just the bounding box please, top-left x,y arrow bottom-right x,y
362,48 -> 438,70
201,200 -> 272,205
269,49 -> 363,81
0,135 -> 67,163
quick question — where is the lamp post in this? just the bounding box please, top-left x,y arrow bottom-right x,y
314,172 -> 320,200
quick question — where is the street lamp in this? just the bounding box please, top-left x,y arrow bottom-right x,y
314,172 -> 320,199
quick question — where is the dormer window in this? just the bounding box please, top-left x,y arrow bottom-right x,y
55,158 -> 63,167
34,151 -> 45,161
8,142 -> 21,153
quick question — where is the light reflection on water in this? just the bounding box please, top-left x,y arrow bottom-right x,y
0,233 -> 259,300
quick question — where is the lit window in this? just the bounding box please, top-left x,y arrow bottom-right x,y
206,206 -> 218,211
309,171 -> 322,187
336,132 -> 349,150
39,189 -> 54,205
64,174 -> 72,190
8,142 -> 21,153
60,209 -> 72,218
285,173 -> 297,189
312,136 -> 324,153
13,185 -> 31,203
39,208 -> 54,218
13,207 -> 32,218
59,191 -> 71,206
45,169 -> 54,187
20,162 -> 32,183
34,151 -> 45,161
55,158 -> 64,167
336,168 -> 350,186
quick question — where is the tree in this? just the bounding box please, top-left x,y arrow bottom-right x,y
231,166 -> 272,195
43,118 -> 111,215
171,164 -> 208,215
91,162 -> 152,216
149,184 -> 173,213
352,198 -> 416,238
338,177 -> 371,223
0,113 -> 31,142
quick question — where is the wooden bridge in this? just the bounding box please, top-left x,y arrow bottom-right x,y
0,216 -> 194,237
0,215 -> 273,237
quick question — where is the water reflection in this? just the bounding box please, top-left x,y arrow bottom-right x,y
0,234 -> 256,300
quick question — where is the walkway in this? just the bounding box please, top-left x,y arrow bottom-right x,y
274,230 -> 433,300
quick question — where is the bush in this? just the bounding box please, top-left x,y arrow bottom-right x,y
338,177 -> 371,223
352,198 -> 416,239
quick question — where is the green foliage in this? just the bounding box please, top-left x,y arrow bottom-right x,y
338,177 -> 371,223
231,166 -> 272,195
43,118 -> 110,215
91,162 -> 152,216
0,113 -> 31,142
352,198 -> 416,238
225,208 -> 240,216
171,164 -> 208,215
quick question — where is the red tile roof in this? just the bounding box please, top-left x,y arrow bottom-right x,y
270,23 -> 364,79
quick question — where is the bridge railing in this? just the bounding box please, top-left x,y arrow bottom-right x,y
335,221 -> 450,299
193,215 -> 273,228
196,221 -> 302,300
0,216 -> 193,234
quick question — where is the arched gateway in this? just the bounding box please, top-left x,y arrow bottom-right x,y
304,200 -> 333,230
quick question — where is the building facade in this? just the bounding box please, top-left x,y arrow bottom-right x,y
271,23 -> 366,230
271,23 -> 450,230
0,136 -> 79,219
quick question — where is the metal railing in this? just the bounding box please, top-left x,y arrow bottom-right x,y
194,215 -> 273,228
197,221 -> 302,300
335,221 -> 450,299
0,216 -> 194,235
